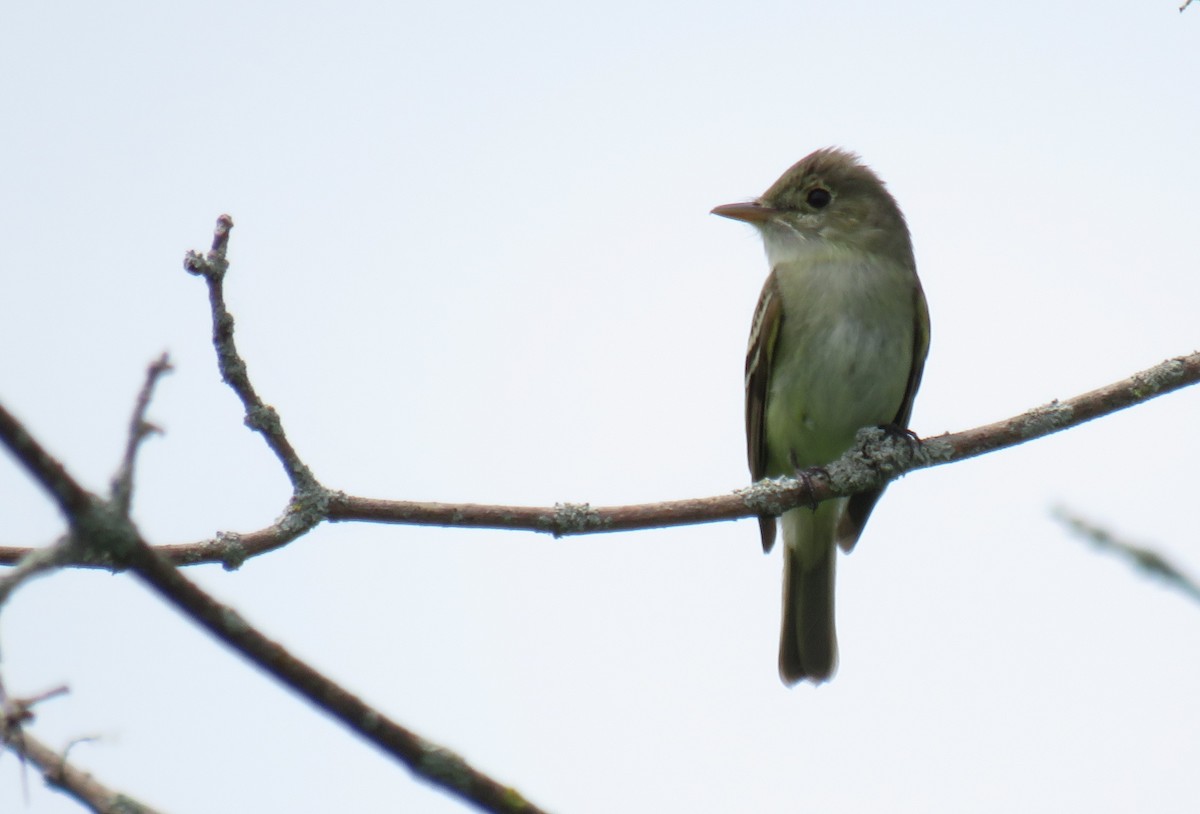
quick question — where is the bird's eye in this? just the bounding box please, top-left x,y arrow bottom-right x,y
806,188 -> 832,208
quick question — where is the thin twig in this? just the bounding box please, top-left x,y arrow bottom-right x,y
0,720 -> 165,814
183,215 -> 320,495
0,685 -> 159,814
110,353 -> 173,515
0,538 -> 72,608
0,684 -> 70,721
1054,508 -> 1200,604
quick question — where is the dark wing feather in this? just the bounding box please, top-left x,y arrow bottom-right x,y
746,270 -> 783,552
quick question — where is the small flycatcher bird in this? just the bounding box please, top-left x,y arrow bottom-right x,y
712,148 -> 929,685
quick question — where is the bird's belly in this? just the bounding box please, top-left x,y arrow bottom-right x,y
764,319 -> 911,471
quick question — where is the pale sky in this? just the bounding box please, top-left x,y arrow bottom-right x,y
3,2 -> 1200,812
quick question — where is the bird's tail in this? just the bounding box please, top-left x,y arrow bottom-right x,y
778,501 -> 841,684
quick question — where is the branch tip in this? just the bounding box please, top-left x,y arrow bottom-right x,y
1054,507 -> 1200,604
112,353 -> 174,513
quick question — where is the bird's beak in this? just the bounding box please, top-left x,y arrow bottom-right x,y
710,201 -> 777,224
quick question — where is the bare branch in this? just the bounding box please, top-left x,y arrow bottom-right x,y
0,404 -> 93,520
0,379 -> 550,813
0,539 -> 72,608
0,727 -> 166,814
183,215 -> 320,495
322,352 -> 1200,532
125,544 -> 551,814
110,353 -> 173,515
0,685 -> 165,814
0,352 -> 174,594
1054,508 -> 1200,604
4,350 -> 1195,569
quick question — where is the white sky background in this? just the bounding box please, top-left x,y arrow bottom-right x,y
2,1 -> 1199,812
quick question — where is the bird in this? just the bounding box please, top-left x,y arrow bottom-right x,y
712,148 -> 930,684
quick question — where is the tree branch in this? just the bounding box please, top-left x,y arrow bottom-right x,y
0,404 -> 94,520
0,363 -> 551,814
325,348 -> 1198,533
126,544 -> 550,814
1054,508 -> 1200,604
110,353 -> 172,516
0,539 -> 71,608
3,351 -> 1196,568
0,685 -> 166,814
182,214 -> 321,496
